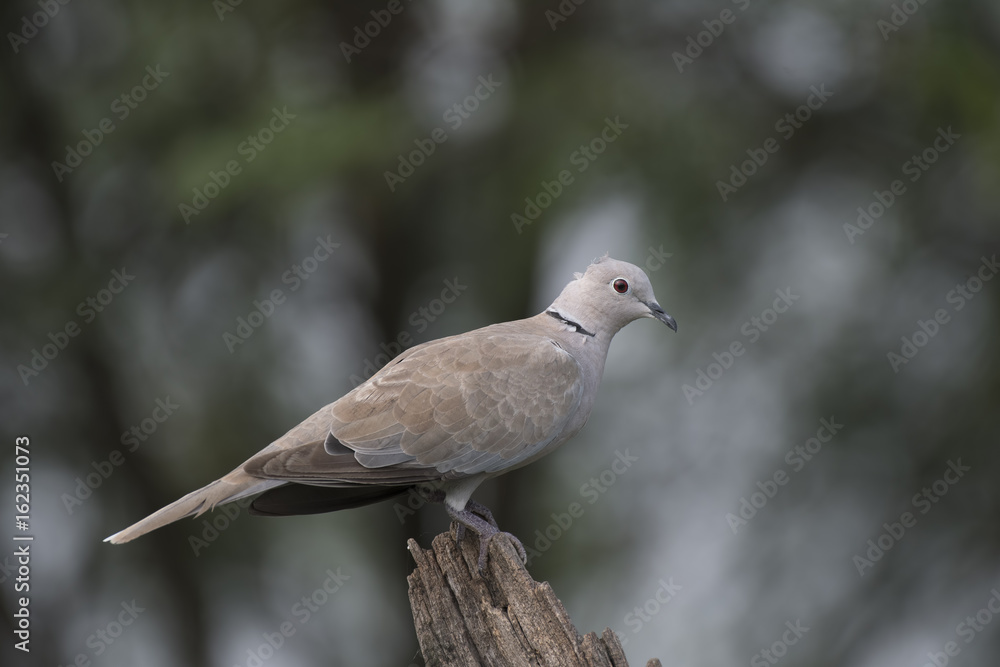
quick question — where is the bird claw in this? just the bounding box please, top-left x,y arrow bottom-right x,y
446,502 -> 525,573
475,529 -> 528,571
465,499 -> 499,529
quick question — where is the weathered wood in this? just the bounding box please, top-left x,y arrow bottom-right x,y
407,524 -> 663,667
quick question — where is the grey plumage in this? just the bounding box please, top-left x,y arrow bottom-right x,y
105,256 -> 676,557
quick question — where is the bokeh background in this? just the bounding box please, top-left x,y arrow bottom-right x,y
2,0 -> 999,665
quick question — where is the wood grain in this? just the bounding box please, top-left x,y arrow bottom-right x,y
407,525 -> 663,667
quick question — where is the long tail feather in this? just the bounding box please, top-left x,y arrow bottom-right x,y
104,471 -> 280,544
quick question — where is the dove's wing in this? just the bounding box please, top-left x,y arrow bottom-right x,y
245,329 -> 584,484
330,331 -> 585,475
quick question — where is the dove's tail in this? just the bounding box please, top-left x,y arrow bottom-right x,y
103,469 -> 281,544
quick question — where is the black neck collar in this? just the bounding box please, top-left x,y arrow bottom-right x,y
546,309 -> 596,337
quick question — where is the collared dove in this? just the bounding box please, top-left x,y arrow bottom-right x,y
105,255 -> 676,568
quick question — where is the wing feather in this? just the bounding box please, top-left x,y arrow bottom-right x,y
328,332 -> 584,475
245,329 -> 584,484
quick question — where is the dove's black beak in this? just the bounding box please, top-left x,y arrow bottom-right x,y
646,301 -> 677,332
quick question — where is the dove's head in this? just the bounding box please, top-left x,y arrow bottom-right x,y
548,255 -> 677,337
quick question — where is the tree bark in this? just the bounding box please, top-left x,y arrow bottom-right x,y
407,525 -> 662,667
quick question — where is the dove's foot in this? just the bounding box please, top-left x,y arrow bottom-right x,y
426,492 -> 498,541
446,503 -> 527,572
464,499 -> 498,528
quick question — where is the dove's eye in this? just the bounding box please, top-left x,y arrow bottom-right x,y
612,278 -> 630,294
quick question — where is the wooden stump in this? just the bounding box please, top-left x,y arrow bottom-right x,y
407,524 -> 662,667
